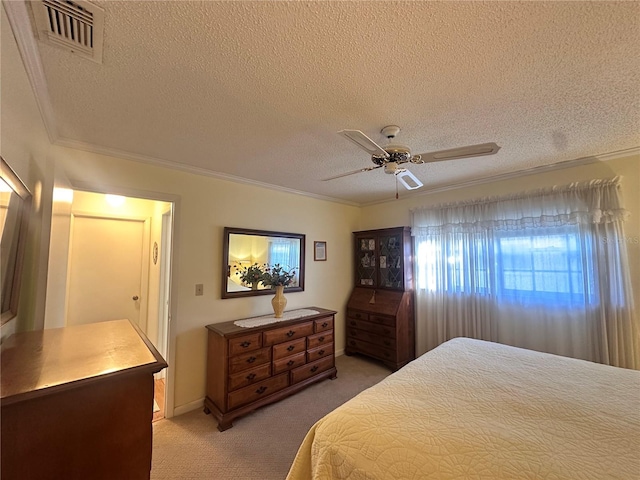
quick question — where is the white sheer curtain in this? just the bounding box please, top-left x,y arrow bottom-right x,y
267,238 -> 299,270
411,177 -> 639,369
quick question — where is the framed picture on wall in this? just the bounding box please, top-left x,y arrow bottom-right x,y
314,241 -> 327,261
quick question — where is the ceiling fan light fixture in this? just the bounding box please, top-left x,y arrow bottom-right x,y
396,170 -> 423,190
333,126 -> 499,191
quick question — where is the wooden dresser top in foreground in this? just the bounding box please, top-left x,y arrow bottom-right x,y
1,319 -> 167,405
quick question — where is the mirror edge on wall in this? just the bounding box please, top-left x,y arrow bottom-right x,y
221,226 -> 306,299
0,156 -> 32,325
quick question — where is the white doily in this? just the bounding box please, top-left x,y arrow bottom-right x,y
233,309 -> 320,328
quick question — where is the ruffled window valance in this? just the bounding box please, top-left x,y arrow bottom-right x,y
411,177 -> 629,235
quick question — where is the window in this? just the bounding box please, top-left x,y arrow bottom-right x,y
417,225 -> 597,306
416,225 -> 598,307
411,177 -> 637,368
495,227 -> 596,306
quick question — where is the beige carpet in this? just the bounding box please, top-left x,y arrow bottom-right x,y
151,354 -> 390,480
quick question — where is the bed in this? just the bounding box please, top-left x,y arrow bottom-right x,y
286,337 -> 640,479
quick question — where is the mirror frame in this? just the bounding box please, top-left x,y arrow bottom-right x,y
221,227 -> 305,299
1,156 -> 32,325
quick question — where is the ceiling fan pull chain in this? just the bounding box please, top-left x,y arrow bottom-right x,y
395,175 -> 399,200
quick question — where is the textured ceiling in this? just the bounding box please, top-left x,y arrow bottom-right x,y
22,1 -> 640,204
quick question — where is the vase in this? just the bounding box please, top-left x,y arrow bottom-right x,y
271,285 -> 287,318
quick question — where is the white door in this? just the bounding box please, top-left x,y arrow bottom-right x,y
66,214 -> 149,328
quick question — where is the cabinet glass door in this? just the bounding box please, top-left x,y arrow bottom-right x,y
378,233 -> 403,289
357,237 -> 376,286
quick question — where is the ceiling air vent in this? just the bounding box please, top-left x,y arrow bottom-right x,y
32,0 -> 104,63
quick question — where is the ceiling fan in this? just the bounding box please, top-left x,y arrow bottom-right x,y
326,125 -> 501,194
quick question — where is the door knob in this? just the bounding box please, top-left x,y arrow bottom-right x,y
132,295 -> 139,301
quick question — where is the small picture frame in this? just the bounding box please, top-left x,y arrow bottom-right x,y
314,241 -> 327,261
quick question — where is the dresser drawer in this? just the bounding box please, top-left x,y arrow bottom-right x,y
227,373 -> 289,410
228,332 -> 263,356
369,314 -> 396,327
228,363 -> 271,392
347,328 -> 395,349
314,317 -> 334,333
307,331 -> 333,349
291,356 -> 334,384
272,337 -> 306,360
307,344 -> 333,362
272,351 -> 306,374
346,318 -> 395,338
228,347 -> 271,374
263,322 -> 313,345
347,338 -> 396,363
347,309 -> 369,321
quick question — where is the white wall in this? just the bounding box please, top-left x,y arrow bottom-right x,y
53,146 -> 361,412
1,5 -> 53,338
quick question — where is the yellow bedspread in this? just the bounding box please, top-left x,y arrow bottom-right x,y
286,338 -> 640,479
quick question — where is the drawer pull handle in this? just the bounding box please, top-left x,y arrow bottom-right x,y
247,356 -> 257,363
318,350 -> 325,355
286,330 -> 295,337
287,345 -> 295,351
350,340 -> 356,346
287,360 -> 295,366
349,321 -> 356,326
321,322 -> 328,328
240,341 -> 251,348
355,313 -> 362,319
318,336 -> 325,342
246,373 -> 256,380
256,386 -> 267,394
310,365 -> 318,373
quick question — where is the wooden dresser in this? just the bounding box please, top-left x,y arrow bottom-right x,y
346,227 -> 415,370
1,319 -> 167,480
205,307 -> 336,431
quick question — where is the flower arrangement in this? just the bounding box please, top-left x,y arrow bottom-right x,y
236,263 -> 265,287
261,264 -> 296,288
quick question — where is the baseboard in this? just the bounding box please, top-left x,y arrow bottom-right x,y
335,348 -> 345,357
173,398 -> 205,417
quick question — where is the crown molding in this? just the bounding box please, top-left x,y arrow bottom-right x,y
362,146 -> 640,207
3,0 -> 58,143
596,146 -> 640,162
54,137 -> 359,207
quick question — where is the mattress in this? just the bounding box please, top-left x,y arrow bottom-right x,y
286,337 -> 640,479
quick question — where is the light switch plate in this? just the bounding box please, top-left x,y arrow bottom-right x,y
195,284 -> 203,296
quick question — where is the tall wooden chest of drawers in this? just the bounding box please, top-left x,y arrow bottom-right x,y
204,307 -> 337,431
345,288 -> 414,371
346,227 -> 415,371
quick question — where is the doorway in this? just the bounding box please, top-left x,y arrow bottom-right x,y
45,189 -> 175,420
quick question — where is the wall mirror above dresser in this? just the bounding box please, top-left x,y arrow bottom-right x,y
0,157 -> 31,325
221,227 -> 305,299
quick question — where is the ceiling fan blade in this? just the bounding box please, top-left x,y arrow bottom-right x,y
395,169 -> 423,190
322,165 -> 382,181
338,130 -> 390,158
413,142 -> 501,164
